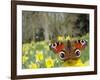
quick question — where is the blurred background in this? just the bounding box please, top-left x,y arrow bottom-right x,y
22,11 -> 89,43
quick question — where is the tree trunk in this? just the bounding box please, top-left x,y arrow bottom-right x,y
43,13 -> 49,41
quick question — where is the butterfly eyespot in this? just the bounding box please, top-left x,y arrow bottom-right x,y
80,40 -> 86,46
51,43 -> 57,49
59,51 -> 65,60
75,49 -> 81,57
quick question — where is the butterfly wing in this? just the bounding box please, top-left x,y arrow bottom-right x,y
49,42 -> 65,53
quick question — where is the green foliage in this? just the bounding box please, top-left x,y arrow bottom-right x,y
80,34 -> 89,63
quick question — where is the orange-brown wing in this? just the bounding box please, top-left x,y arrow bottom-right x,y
74,40 -> 87,50
49,42 -> 65,53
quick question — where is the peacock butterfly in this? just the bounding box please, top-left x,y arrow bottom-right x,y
49,40 -> 87,61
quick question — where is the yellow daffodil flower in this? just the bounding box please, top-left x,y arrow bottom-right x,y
65,35 -> 71,40
45,57 -> 54,68
29,62 -> 38,69
22,55 -> 29,64
22,45 -> 29,55
57,36 -> 64,41
35,51 -> 44,62
62,58 -> 85,67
